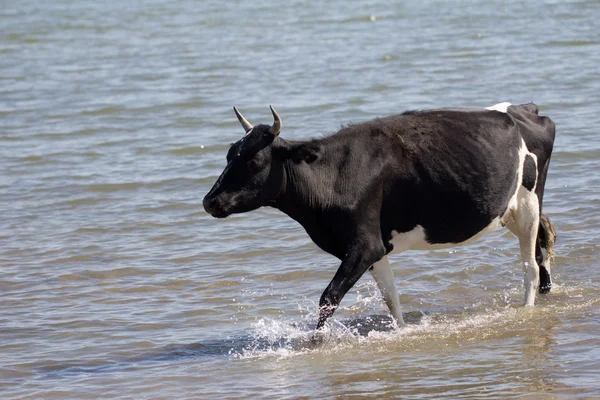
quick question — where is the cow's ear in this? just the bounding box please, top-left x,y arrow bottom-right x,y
278,142 -> 320,164
293,143 -> 319,164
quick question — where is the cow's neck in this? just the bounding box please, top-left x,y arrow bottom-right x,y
278,139 -> 346,207
273,144 -> 347,255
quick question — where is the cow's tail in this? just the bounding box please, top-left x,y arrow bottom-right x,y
537,213 -> 556,293
539,213 -> 556,266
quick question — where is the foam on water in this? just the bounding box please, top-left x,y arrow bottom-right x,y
234,283 -> 599,360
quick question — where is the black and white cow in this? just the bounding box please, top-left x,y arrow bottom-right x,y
203,102 -> 556,329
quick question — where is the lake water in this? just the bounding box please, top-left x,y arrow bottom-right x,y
1,0 -> 600,398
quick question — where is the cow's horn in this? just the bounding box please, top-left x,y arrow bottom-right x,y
233,106 -> 253,133
269,105 -> 281,136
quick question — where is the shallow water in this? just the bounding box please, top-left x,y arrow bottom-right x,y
1,0 -> 600,398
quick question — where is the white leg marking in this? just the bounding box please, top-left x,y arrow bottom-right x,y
502,138 -> 544,306
540,247 -> 553,287
485,102 -> 512,113
505,187 -> 540,307
541,247 -> 552,274
370,256 -> 404,326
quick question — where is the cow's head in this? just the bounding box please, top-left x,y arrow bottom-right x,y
203,106 -> 287,218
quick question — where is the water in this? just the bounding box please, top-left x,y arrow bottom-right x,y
1,0 -> 599,398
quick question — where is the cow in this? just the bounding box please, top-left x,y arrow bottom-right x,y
203,102 -> 556,330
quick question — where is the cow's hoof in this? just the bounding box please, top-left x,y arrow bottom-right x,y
310,330 -> 326,347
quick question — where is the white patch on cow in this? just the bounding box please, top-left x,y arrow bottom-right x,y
527,151 -> 539,193
502,137 -> 530,217
485,102 -> 512,113
389,218 -> 503,254
540,246 -> 553,288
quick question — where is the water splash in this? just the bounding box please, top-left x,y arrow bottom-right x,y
233,284 -> 599,360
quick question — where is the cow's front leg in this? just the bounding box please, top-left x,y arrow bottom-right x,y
316,244 -> 385,330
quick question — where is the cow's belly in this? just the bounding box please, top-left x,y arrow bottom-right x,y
386,102 -> 535,255
388,217 -> 503,253
388,139 -> 528,254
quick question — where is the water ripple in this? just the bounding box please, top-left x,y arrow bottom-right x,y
2,0 -> 600,399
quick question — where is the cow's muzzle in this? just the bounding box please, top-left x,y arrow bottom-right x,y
203,195 -> 229,218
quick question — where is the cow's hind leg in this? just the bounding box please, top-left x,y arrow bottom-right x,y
369,256 -> 404,326
536,213 -> 556,294
506,188 -> 541,306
